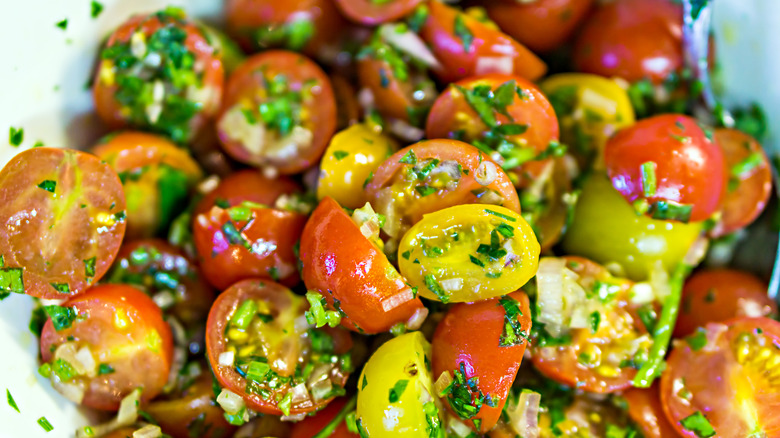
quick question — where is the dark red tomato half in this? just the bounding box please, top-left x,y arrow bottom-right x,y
485,0 -> 595,53
299,197 -> 425,334
93,9 -> 224,143
661,317 -> 780,438
106,239 -> 215,328
605,114 -> 726,222
623,384 -> 678,438
216,51 -> 337,174
39,284 -> 173,410
432,291 -> 532,433
420,1 -> 547,83
675,269 -> 777,338
334,0 -> 422,25
290,397 -> 358,438
711,128 -> 773,236
192,170 -> 307,290
572,0 -> 683,83
331,74 -> 361,131
0,148 -> 126,299
206,279 -> 353,415
225,0 -> 345,55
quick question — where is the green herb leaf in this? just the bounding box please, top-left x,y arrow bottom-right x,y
0,268 -> 24,295
7,389 -> 19,413
650,200 -> 693,223
43,305 -> 77,331
424,275 -> 450,304
8,127 -> 23,146
589,311 -> 601,334
37,180 -> 56,193
498,295 -> 529,347
333,150 -> 349,161
399,150 -> 418,165
680,411 -> 716,438
83,257 -> 96,278
91,1 -> 104,18
731,152 -> 764,179
388,379 -> 409,403
56,19 -> 68,30
685,327 -> 708,351
484,209 -> 516,222
97,363 -> 114,375
415,185 -> 436,197
640,161 -> 657,198
50,283 -> 70,294
453,14 -> 473,52
469,255 -> 485,267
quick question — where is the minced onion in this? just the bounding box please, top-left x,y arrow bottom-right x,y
75,389 -> 143,438
535,258 -> 589,337
448,417 -> 474,437
379,24 -> 442,70
406,307 -> 429,331
475,56 -> 514,75
217,388 -> 246,415
507,390 -> 541,438
475,161 -> 498,186
388,118 -> 425,142
290,382 -> 312,404
132,425 -> 163,438
219,351 -> 235,367
433,371 -> 452,397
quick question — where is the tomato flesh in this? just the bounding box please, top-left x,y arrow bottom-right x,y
334,0 -> 423,25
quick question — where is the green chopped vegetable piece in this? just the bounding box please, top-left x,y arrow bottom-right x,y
305,291 -> 341,328
484,209 -> 516,222
680,411 -> 716,438
43,305 -> 76,332
83,257 -> 96,278
38,417 -> 54,432
498,295 -> 529,347
424,275 -> 450,303
333,150 -> 349,161
50,283 -> 70,294
246,361 -> 271,382
731,152 -> 764,178
399,150 -> 418,165
278,392 -> 293,416
7,389 -> 19,413
52,358 -> 76,382
388,379 -> 409,403
37,180 -> 56,193
650,200 -> 693,223
640,161 -> 657,198
0,268 -> 24,295
91,1 -> 103,18
415,185 -> 436,197
230,299 -> 258,330
686,327 -> 708,351
56,19 -> 68,30
453,14 -> 473,52
9,127 -> 23,146
97,364 -> 114,375
589,311 -> 601,334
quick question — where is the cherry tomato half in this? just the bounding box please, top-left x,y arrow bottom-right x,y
93,131 -> 203,239
217,51 -> 337,174
433,291 -> 532,433
206,279 -> 353,416
0,148 -> 126,299
572,0 -> 683,84
300,197 -> 425,334
366,139 -> 521,240
426,74 -> 560,171
623,384 -> 678,438
335,0 -> 422,25
711,128 -> 773,236
605,114 -> 726,223
39,284 -> 174,410
661,317 -> 780,438
675,269 -> 777,338
420,1 -> 547,83
290,397 -> 357,438
93,9 -> 224,143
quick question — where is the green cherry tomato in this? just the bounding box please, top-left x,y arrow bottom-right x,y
561,173 -> 702,281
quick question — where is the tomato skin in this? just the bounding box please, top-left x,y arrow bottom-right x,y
675,269 -> 777,338
40,284 -> 174,410
195,169 -> 302,217
290,397 -> 358,438
661,317 -> 780,438
420,1 -> 546,83
623,384 -> 678,438
334,0 -> 422,25
711,128 -> 773,236
432,291 -> 532,433
0,147 -> 126,299
93,131 -> 203,240
331,75 -> 361,131
300,197 -> 425,334
605,114 -> 726,222
572,0 -> 682,84
485,0 -> 595,53
216,51 -> 337,174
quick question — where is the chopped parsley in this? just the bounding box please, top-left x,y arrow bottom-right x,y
424,274 -> 450,303
444,362 -> 495,424
83,257 -> 96,278
97,363 -> 115,375
589,311 -> 601,334
399,150 -> 418,165
731,152 -> 764,179
56,19 -> 68,30
680,411 -> 716,438
7,389 -> 19,413
685,327 -> 708,351
415,185 -> 436,197
453,14 -> 473,52
406,5 -> 429,32
362,375 -> 368,390
333,150 -> 349,161
91,1 -> 104,18
43,305 -> 77,331
254,17 -> 314,52
498,295 -> 529,347
50,283 -> 71,294
0,268 -> 24,295
8,127 -> 23,146
37,180 -> 56,193
388,379 -> 409,403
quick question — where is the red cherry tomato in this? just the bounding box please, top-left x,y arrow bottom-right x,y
432,291 -> 532,433
675,269 -> 777,338
485,0 -> 595,53
290,397 -> 358,438
192,170 -> 307,290
531,257 -> 649,393
605,114 -> 726,222
331,74 -> 361,131
425,74 -> 560,170
419,1 -> 547,83
711,128 -> 773,236
0,148 -> 126,299
225,0 -> 345,55
299,197 -> 425,334
623,384 -> 678,438
217,51 -> 337,174
661,317 -> 780,438
39,284 -> 173,410
365,139 -> 521,240
93,10 -> 224,143
107,239 -> 215,328
334,0 -> 422,25
572,0 -> 682,83
206,279 -> 353,415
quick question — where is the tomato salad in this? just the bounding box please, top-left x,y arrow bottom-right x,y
2,1 -> 778,438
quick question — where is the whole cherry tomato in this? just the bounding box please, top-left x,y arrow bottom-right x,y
675,269 -> 777,338
93,9 -> 224,143
485,0 -> 595,53
290,397 -> 358,438
605,114 -> 726,223
572,0 -> 683,84
420,1 -> 547,83
217,51 -> 336,174
0,148 -> 126,299
334,0 -> 423,25
661,317 -> 780,438
206,279 -> 353,416
623,384 -> 678,438
39,284 -> 173,410
432,291 -> 532,433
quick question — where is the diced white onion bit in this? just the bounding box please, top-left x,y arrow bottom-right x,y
535,258 -> 589,337
439,278 -> 464,292
219,351 -> 235,367
433,371 -> 453,397
448,417 -> 474,437
507,390 -> 541,438
133,425 -> 163,438
217,388 -> 246,415
378,24 -> 442,70
118,388 -> 143,425
291,382 -> 312,403
475,56 -> 514,75
475,161 -> 498,186
406,307 -> 429,331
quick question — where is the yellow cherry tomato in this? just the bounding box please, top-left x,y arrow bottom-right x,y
398,204 -> 540,303
317,123 -> 398,209
356,332 -> 444,438
540,73 -> 635,169
561,173 -> 703,281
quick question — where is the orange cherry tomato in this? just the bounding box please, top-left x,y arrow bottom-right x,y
39,284 -> 173,410
605,114 -> 726,222
675,269 -> 777,338
289,397 -> 358,438
93,9 -> 224,143
572,0 -> 682,84
0,148 -> 126,299
432,291 -> 532,433
217,51 -> 337,174
334,0 -> 423,25
299,197 -> 425,334
485,0 -> 595,53
711,128 -> 773,236
420,1 -> 547,83
623,384 -> 679,438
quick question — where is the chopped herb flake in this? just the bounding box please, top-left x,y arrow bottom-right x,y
38,416 -> 54,432
498,295 -> 529,347
37,180 -> 56,193
453,14 -> 473,52
650,200 -> 693,223
686,327 -> 708,351
640,161 -> 657,198
97,363 -> 114,375
91,1 -> 104,18
484,209 -> 516,222
589,311 -> 601,334
731,152 -> 764,179
0,268 -> 24,295
399,150 -> 418,165
388,379 -> 409,403
333,150 -> 349,161
7,389 -> 19,413
680,411 -> 716,438
43,305 -> 76,331
9,127 -> 23,146
56,19 -> 68,30
83,257 -> 96,278
424,275 -> 450,304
